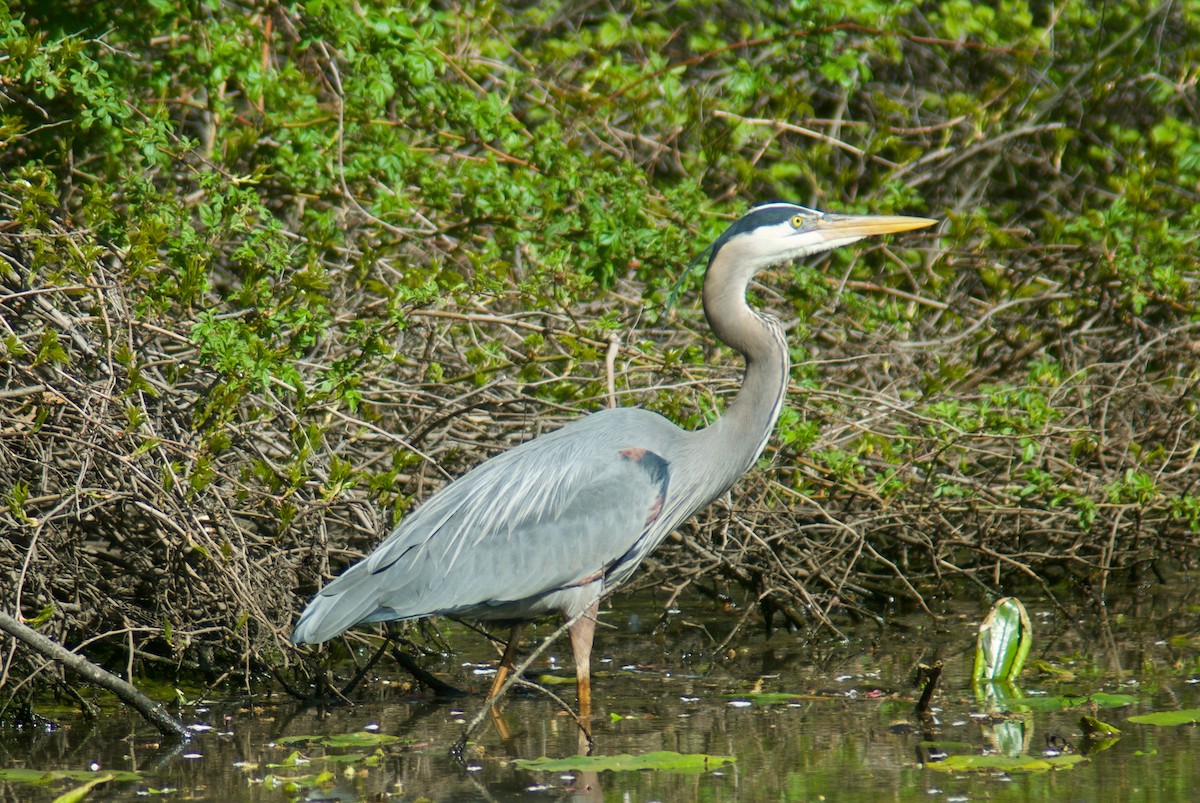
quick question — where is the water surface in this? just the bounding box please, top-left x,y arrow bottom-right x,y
2,585 -> 1198,800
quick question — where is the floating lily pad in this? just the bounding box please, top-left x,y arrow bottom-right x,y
265,750 -> 309,768
925,754 -> 1085,773
0,769 -> 142,784
261,770 -> 336,792
1127,709 -> 1200,726
532,673 -> 576,686
513,751 -> 735,774
1030,660 -> 1077,681
320,751 -> 382,765
276,731 -> 403,748
1008,693 -> 1136,710
323,731 -> 403,748
0,769 -> 61,784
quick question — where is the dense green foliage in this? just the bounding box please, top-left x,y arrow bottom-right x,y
2,0 -> 1198,693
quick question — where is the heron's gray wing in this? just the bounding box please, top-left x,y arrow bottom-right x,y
291,425 -> 670,643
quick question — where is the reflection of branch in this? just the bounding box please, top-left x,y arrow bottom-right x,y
0,610 -> 190,740
916,661 -> 942,717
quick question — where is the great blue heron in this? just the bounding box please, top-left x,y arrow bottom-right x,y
292,202 -> 936,716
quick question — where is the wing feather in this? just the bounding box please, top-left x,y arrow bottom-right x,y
291,410 -> 673,643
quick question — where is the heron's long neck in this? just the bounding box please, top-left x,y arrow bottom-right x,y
695,261 -> 790,492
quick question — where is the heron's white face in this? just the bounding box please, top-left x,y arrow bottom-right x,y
716,202 -> 936,274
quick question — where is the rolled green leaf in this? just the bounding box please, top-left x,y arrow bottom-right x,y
973,597 -> 1033,684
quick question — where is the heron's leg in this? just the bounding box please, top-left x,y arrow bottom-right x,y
487,623 -> 523,701
568,600 -> 600,719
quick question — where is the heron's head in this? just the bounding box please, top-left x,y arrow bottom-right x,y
708,202 -> 937,274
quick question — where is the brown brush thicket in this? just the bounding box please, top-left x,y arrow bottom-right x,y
1,1 -> 1198,698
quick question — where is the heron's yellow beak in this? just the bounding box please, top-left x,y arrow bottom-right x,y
814,214 -> 938,239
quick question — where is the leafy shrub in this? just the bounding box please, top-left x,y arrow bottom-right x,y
1,0 -> 1197,691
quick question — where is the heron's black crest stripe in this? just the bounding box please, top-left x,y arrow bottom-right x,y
707,202 -> 820,267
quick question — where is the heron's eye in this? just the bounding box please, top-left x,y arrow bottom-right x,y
790,214 -> 805,228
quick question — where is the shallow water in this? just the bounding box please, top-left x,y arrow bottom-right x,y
3,584 -> 1199,801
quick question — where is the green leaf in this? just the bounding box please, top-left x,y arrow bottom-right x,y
52,773 -> 115,803
266,750 -> 305,768
973,597 -> 1032,684
315,751 -> 379,764
1079,715 -> 1121,736
513,751 -> 736,774
1030,660 -> 1076,681
531,673 -> 576,686
1007,693 -> 1137,710
926,754 -> 1086,773
26,604 -> 55,628
0,769 -> 58,784
276,731 -> 403,748
1127,709 -> 1200,726
322,731 -> 403,748
0,769 -> 141,784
